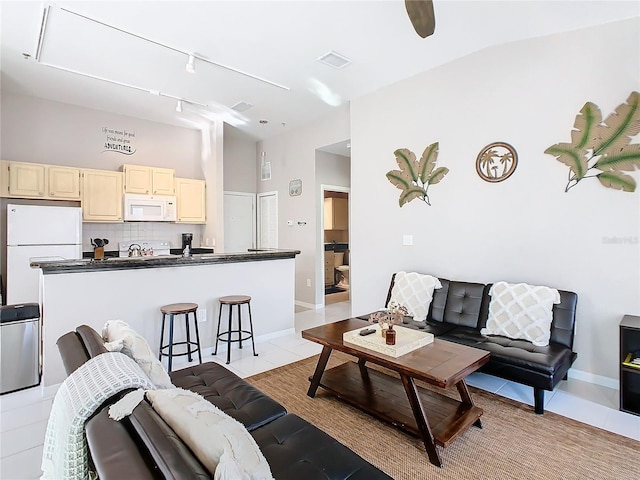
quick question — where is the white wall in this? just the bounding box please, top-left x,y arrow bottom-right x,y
1,93 -> 202,178
257,105 -> 350,306
350,18 -> 640,382
316,150 -> 350,186
223,125 -> 257,193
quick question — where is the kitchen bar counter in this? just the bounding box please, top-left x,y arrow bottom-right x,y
35,249 -> 300,387
34,249 -> 300,274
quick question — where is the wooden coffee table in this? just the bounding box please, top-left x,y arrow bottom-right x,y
302,318 -> 490,467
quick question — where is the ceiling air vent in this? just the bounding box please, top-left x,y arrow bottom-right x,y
317,51 -> 352,69
231,101 -> 254,112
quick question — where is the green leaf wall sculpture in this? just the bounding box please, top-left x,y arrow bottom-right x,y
544,91 -> 640,192
386,143 -> 449,206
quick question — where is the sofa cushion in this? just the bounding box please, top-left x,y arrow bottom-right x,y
170,363 -> 287,431
477,335 -> 574,375
550,290 -> 578,349
126,401 -> 211,479
388,271 -> 442,322
146,388 -> 273,480
442,327 -> 573,376
251,413 -> 392,480
429,278 -> 450,322
86,404 -> 171,480
442,281 -> 488,328
103,320 -> 173,389
482,282 -> 561,347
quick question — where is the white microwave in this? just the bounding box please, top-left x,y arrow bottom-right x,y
123,194 -> 177,222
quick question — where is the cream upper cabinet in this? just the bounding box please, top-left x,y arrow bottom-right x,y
47,166 -> 81,200
123,164 -> 175,195
0,161 -> 9,197
7,162 -> 45,197
175,177 -> 206,223
81,169 -> 124,222
151,167 -> 176,195
324,197 -> 348,230
2,162 -> 80,200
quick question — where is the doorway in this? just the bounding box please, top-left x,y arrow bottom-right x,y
321,186 -> 350,305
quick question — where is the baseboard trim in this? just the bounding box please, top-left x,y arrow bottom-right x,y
205,328 -> 297,353
295,301 -> 321,310
568,368 -> 618,390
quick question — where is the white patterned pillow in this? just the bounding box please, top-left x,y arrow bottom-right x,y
146,388 -> 274,480
389,272 -> 442,322
481,282 -> 561,347
103,320 -> 173,389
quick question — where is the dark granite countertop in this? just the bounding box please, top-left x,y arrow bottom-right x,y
82,248 -> 215,259
32,249 -> 300,274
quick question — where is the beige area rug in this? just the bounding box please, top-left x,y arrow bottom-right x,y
247,353 -> 640,480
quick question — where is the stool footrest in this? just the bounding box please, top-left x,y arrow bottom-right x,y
217,330 -> 254,343
160,341 -> 201,358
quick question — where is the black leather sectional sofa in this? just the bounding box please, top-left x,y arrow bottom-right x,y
56,325 -> 392,480
361,274 -> 578,414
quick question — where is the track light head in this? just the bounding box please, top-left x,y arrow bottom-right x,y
176,100 -> 183,112
186,54 -> 195,74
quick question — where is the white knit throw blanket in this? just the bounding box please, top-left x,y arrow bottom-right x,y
41,352 -> 156,480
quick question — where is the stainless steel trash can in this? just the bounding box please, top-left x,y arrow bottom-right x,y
0,303 -> 40,394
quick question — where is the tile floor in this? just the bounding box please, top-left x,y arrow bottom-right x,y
1,300 -> 639,479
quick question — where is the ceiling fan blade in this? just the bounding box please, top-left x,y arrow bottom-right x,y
405,0 -> 436,38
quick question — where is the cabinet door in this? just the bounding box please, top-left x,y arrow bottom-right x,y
332,198 -> 348,230
8,162 -> 45,197
324,197 -> 348,230
324,252 -> 335,285
48,166 -> 81,200
123,164 -> 151,194
175,178 -> 206,223
82,170 -> 123,222
0,161 -> 9,197
152,168 -> 176,195
324,198 -> 333,229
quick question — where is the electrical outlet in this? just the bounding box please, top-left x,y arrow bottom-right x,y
306,279 -> 311,287
403,235 -> 413,246
198,308 -> 207,322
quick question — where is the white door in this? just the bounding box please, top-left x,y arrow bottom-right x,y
257,192 -> 278,249
224,192 -> 256,253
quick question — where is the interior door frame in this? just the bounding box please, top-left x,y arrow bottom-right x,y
257,191 -> 278,249
223,191 -> 256,251
318,184 -> 350,307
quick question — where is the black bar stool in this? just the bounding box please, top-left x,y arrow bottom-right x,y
213,295 -> 257,364
159,302 -> 202,372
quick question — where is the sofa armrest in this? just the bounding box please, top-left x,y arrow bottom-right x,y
56,332 -> 90,376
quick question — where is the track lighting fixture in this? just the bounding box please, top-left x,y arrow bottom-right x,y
185,54 -> 195,74
176,100 -> 183,112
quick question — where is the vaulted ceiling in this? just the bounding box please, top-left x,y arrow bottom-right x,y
1,1 -> 638,140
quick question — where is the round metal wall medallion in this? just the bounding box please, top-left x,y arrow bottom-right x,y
476,142 -> 518,183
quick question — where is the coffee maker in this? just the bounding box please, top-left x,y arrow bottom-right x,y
181,233 -> 193,252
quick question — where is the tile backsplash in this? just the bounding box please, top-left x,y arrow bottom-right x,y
82,222 -> 205,252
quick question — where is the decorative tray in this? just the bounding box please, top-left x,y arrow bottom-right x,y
343,324 -> 434,357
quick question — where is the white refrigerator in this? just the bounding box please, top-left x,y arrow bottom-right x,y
6,204 -> 82,304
